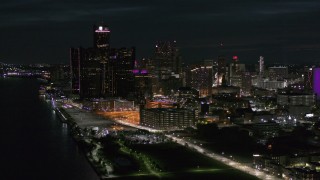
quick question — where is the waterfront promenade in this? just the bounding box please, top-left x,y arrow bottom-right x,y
59,104 -> 279,180
64,108 -> 114,128
63,107 -> 136,131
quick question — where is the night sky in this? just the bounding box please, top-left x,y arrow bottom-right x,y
1,0 -> 320,64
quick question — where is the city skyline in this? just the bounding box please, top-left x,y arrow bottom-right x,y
2,8 -> 320,178
2,0 -> 320,64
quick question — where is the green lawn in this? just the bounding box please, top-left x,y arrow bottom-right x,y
129,142 -> 259,179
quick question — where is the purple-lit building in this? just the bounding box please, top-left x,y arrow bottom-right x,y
133,69 -> 152,103
313,68 -> 320,100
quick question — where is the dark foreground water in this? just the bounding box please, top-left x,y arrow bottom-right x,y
0,78 -> 99,180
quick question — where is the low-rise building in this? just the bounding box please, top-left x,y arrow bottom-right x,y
140,108 -> 196,130
277,93 -> 315,106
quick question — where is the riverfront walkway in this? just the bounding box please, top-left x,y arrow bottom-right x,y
166,134 -> 281,180
63,107 -> 136,131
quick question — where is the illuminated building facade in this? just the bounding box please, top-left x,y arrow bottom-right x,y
133,69 -> 152,104
178,87 -> 199,99
84,98 -> 135,111
313,67 -> 320,100
241,72 -> 252,96
211,94 -> 250,109
229,56 -> 245,87
154,40 -> 181,79
259,56 -> 264,77
277,93 -> 315,106
304,67 -> 313,91
256,80 -> 287,90
268,66 -> 288,81
140,108 -> 196,130
212,86 -> 240,96
93,24 -> 110,50
152,41 -> 182,95
217,56 -> 227,86
189,65 -> 213,97
93,24 -> 111,97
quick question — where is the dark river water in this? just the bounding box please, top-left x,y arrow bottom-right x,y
0,78 -> 99,180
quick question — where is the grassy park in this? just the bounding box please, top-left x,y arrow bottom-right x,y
126,142 -> 258,179
87,134 -> 258,179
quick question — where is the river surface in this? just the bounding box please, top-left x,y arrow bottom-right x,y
0,78 -> 99,180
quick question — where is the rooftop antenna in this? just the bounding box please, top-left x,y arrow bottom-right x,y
101,17 -> 104,26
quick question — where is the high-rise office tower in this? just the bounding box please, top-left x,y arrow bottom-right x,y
241,72 -> 252,96
154,40 -> 181,79
70,47 -> 85,95
212,60 -> 218,87
230,56 -> 238,76
189,62 -> 213,97
93,24 -> 111,50
112,47 -> 136,98
304,67 -> 313,91
70,23 -> 137,99
93,24 -> 111,97
229,56 -> 245,87
133,69 -> 152,104
152,40 -> 182,95
217,56 -> 227,86
259,56 -> 264,77
80,48 -> 104,98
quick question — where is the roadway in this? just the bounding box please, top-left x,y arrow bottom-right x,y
99,116 -> 280,179
166,134 -> 281,180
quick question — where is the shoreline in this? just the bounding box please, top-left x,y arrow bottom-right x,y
54,106 -> 113,179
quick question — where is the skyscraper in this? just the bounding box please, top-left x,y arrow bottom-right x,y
187,60 -> 213,97
259,56 -> 264,77
93,24 -> 111,50
304,67 -> 313,91
70,24 -> 111,99
217,56 -> 227,86
241,72 -> 252,96
70,23 -> 137,99
154,40 -> 181,79
229,56 -> 245,87
93,24 -> 111,97
80,48 -> 104,98
111,47 -> 136,98
152,40 -> 182,95
133,69 -> 152,104
70,47 -> 85,95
